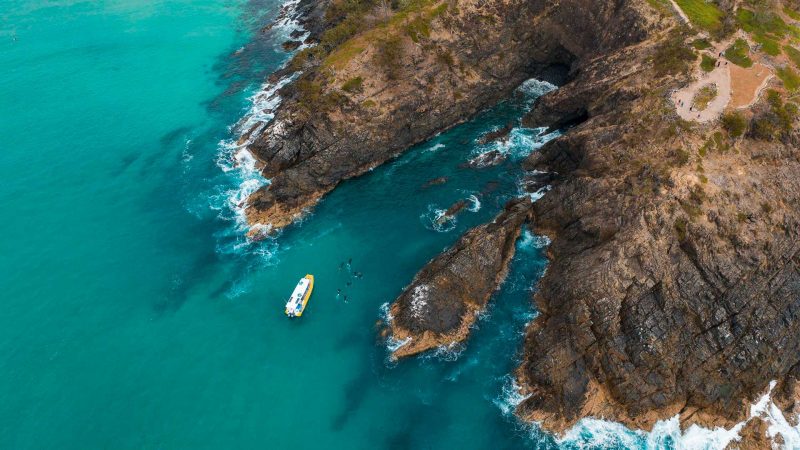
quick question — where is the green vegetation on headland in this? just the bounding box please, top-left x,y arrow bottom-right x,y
341,76 -> 364,93
750,90 -> 799,140
777,66 -> 800,92
674,0 -> 724,32
652,32 -> 697,75
692,38 -> 712,50
786,5 -> 800,21
725,38 -> 753,67
700,54 -> 717,72
721,111 -> 747,138
289,0 -> 448,73
737,7 -> 800,56
287,0 -> 453,113
692,84 -> 718,110
786,45 -> 800,68
721,92 -> 798,141
737,7 -> 800,40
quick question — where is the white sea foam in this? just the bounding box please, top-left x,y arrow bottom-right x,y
379,301 -> 393,322
423,342 -> 464,362
494,376 -> 531,416
214,0 -> 311,239
559,418 -> 647,449
554,380 -> 800,450
426,143 -> 446,152
750,380 -> 800,447
517,78 -> 558,105
527,185 -> 551,202
385,336 -> 412,353
469,124 -> 560,171
467,194 -> 481,212
421,204 -> 457,233
518,229 -> 551,252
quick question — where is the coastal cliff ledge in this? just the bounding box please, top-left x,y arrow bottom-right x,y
385,198 -> 532,359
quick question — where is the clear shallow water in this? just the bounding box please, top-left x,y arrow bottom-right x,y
0,2 -> 760,449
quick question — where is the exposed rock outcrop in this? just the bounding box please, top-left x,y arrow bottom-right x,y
387,198 -> 532,358
244,0 -> 649,229
513,6 -> 800,436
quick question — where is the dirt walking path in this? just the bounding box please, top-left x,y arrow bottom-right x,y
672,63 -> 732,122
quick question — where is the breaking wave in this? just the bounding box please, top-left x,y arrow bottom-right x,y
420,204 -> 457,233
212,0 -> 311,258
517,78 -> 558,106
518,229 -> 550,251
494,375 -> 531,416
421,342 -> 465,362
493,378 -> 800,449
467,194 -> 481,212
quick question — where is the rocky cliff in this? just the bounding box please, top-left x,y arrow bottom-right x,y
248,0 -> 800,442
386,198 -> 531,358
513,3 -> 800,435
244,0 -> 649,229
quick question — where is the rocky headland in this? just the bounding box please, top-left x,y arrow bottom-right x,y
388,197 -> 531,358
247,0 -> 800,444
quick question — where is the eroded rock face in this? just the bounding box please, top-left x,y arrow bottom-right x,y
387,198 -> 532,358
245,0 -> 649,229
513,13 -> 800,435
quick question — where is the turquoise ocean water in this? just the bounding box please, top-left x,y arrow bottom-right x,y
0,2 -> 743,449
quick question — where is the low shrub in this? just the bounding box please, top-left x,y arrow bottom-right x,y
374,34 -> 404,79
721,111 -> 747,137
653,37 -> 696,75
725,39 -> 753,68
777,66 -> 800,92
341,76 -> 364,93
700,54 -> 717,72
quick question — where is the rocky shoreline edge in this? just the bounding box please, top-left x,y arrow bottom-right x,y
239,0 -> 800,445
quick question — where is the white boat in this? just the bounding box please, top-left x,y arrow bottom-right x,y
285,274 -> 314,318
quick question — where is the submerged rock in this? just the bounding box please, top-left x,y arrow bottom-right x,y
281,40 -> 302,51
435,199 -> 469,225
421,176 -> 448,189
476,122 -> 514,145
462,150 -> 507,169
387,198 -> 532,358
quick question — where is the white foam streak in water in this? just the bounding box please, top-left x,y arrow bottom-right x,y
494,376 -> 531,416
466,78 -> 556,166
385,336 -> 411,353
518,78 -> 557,105
467,194 -> 481,212
379,302 -> 393,322
426,143 -> 446,152
518,229 -> 550,251
424,342 -> 464,362
421,204 -> 457,233
554,380 -> 800,449
560,419 -> 647,449
750,380 -> 800,447
215,0 -> 310,236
